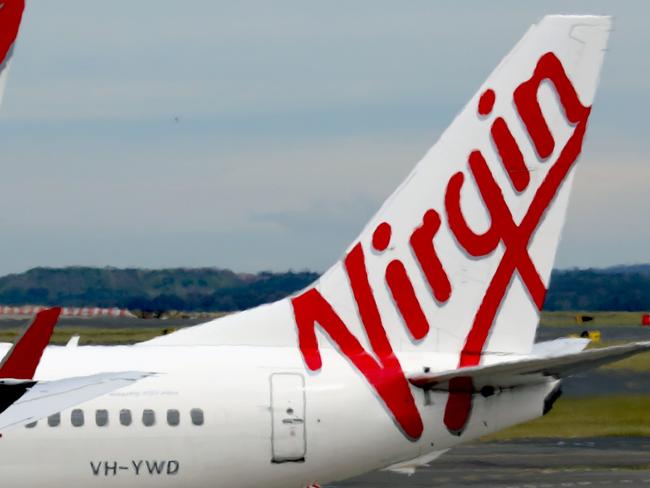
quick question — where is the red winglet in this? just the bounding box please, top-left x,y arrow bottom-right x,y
0,307 -> 61,379
0,1 -> 25,66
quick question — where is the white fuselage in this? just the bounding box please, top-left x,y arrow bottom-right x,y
0,343 -> 555,487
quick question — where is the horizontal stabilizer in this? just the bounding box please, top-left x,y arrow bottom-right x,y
409,341 -> 650,391
0,371 -> 153,432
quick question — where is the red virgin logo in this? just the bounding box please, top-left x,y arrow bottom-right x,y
291,52 -> 591,440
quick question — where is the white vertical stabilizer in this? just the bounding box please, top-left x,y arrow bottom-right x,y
290,15 -> 610,359
146,16 -> 610,366
143,15 -> 611,439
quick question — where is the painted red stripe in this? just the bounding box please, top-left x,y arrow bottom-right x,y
442,377 -> 474,435
491,117 -> 529,192
386,260 -> 430,341
410,209 -> 452,303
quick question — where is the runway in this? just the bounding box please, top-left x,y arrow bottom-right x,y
328,438 -> 650,487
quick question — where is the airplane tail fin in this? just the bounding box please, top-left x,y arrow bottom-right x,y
145,16 -> 611,364
0,0 -> 26,107
142,15 -> 611,440
289,16 -> 611,438
292,15 -> 611,361
0,307 -> 61,379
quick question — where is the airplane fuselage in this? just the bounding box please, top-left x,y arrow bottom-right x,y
0,344 -> 554,487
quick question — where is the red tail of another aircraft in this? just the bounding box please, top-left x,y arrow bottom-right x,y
0,307 -> 61,379
0,0 -> 26,106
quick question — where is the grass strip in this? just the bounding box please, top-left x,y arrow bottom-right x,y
541,311 -> 650,327
485,395 -> 650,440
0,327 -> 164,345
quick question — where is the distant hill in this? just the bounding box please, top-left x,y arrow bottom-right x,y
0,265 -> 649,312
599,264 -> 650,276
0,267 -> 318,312
545,267 -> 650,311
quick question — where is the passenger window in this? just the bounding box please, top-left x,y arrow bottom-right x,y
119,409 -> 132,426
71,409 -> 84,427
190,408 -> 204,426
96,409 -> 109,427
25,421 -> 37,428
167,409 -> 180,426
48,413 -> 61,427
142,409 -> 155,427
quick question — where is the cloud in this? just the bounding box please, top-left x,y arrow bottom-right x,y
0,1 -> 647,274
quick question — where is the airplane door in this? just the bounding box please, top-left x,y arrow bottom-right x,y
270,373 -> 306,463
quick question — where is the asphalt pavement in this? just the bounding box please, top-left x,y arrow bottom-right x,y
328,437 -> 650,487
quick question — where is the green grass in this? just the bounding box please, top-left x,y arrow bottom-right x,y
603,351 -> 650,372
485,395 -> 650,440
0,327 -> 165,345
582,341 -> 650,372
541,311 -> 650,327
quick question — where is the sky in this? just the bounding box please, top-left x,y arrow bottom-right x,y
0,1 -> 648,275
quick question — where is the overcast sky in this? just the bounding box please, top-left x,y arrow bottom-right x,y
0,1 -> 648,275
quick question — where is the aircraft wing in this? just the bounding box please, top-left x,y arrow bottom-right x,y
0,371 -> 152,432
408,341 -> 650,391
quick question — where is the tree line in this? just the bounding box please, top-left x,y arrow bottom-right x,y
0,265 -> 648,312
